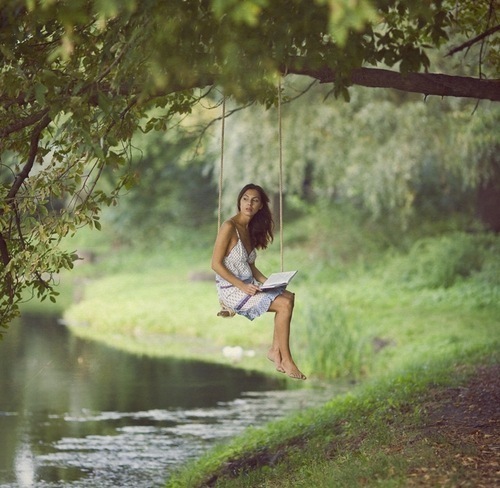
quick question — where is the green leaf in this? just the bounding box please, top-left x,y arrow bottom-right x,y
97,92 -> 112,114
35,83 -> 48,105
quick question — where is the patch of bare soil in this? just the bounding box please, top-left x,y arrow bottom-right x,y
408,364 -> 500,487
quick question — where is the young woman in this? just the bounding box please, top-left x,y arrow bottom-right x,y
211,183 -> 306,380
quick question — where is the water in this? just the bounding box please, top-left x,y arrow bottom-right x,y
0,315 -> 337,487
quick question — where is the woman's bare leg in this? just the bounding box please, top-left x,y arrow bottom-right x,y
268,292 -> 306,380
267,325 -> 285,373
267,291 -> 293,372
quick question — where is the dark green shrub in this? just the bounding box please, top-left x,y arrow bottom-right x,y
395,233 -> 497,289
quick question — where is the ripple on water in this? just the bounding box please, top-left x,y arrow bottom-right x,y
3,386 -> 338,488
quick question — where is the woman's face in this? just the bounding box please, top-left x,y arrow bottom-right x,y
239,189 -> 263,218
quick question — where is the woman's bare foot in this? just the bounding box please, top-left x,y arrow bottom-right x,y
281,358 -> 306,380
267,348 -> 285,373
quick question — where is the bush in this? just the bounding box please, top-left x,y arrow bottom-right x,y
389,232 -> 498,289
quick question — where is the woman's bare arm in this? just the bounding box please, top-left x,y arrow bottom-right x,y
250,262 -> 267,284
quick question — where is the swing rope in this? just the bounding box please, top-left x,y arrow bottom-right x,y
216,97 -> 236,318
278,78 -> 284,272
217,96 -> 226,231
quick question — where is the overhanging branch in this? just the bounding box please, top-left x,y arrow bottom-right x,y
286,63 -> 500,102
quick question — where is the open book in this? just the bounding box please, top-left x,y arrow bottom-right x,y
260,270 -> 298,290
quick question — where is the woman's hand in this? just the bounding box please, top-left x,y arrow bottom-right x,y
239,282 -> 261,296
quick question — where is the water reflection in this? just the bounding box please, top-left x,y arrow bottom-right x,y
0,315 -> 335,487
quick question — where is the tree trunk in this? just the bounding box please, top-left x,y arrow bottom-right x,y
477,163 -> 500,233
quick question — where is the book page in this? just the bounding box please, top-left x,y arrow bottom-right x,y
261,270 -> 297,290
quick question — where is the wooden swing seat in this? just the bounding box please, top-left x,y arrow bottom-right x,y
217,302 -> 236,318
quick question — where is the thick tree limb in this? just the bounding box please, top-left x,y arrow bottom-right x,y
287,64 -> 500,102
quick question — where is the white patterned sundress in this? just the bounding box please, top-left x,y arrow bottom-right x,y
215,228 -> 285,321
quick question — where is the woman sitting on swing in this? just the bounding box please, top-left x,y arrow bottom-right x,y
211,183 -> 306,380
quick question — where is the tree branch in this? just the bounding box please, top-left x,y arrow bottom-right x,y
286,63 -> 500,102
0,113 -> 52,299
446,24 -> 500,58
0,108 -> 50,139
0,232 -> 10,268
7,113 -> 51,202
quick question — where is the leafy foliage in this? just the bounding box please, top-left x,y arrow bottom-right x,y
0,0 -> 499,329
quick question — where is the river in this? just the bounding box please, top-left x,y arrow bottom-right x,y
0,315 -> 337,487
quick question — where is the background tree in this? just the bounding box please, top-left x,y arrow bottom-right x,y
110,126 -> 217,244
1,0 -> 499,328
211,76 -> 499,227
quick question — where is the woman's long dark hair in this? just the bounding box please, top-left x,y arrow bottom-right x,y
237,183 -> 274,250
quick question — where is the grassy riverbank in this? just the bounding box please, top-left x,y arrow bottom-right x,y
22,208 -> 500,486
60,212 -> 499,381
166,348 -> 499,487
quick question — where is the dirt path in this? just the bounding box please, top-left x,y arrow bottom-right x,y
408,364 -> 500,486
